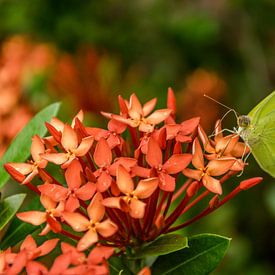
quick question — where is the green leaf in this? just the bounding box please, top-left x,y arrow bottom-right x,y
109,256 -> 132,275
151,233 -> 231,275
0,196 -> 43,249
0,194 -> 26,231
0,102 -> 61,189
134,234 -> 188,258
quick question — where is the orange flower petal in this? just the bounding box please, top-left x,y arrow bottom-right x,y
6,163 -> 33,175
129,198 -> 146,219
202,174 -> 222,195
102,197 -> 122,209
146,137 -> 162,168
207,158 -> 235,176
74,136 -> 94,157
87,192 -> 105,223
65,160 -> 82,190
158,172 -> 175,192
61,124 -> 78,151
96,171 -> 112,192
143,97 -> 157,116
96,219 -> 118,237
192,138 -> 204,169
134,178 -> 158,199
37,238 -> 59,257
17,211 -> 46,226
93,138 -> 112,167
31,135 -> 45,162
38,183 -> 68,202
65,196 -> 80,212
146,109 -> 172,125
41,153 -> 68,165
116,165 -> 134,194
62,212 -> 89,232
76,182 -> 96,201
182,168 -> 202,181
77,229 -> 98,251
163,154 -> 192,174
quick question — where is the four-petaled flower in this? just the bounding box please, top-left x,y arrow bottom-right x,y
42,124 -> 94,168
5,135 -> 48,184
182,138 -> 236,195
102,165 -> 159,219
63,192 -> 118,251
17,194 -> 64,235
102,93 -> 171,132
38,160 -> 96,212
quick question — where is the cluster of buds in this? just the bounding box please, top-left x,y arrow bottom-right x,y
3,89 -> 262,274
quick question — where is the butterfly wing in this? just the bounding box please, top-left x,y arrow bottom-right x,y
248,90 -> 275,122
246,111 -> 275,177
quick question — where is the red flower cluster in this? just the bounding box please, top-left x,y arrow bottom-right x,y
3,89 -> 262,274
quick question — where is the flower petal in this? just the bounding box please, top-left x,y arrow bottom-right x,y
49,252 -> 72,274
207,158 -> 235,176
158,172 -> 175,192
146,137 -> 162,168
180,117 -> 200,135
94,138 -> 112,167
134,178 -> 158,199
163,154 -> 192,174
37,238 -> 59,257
41,153 -> 68,165
61,124 -> 78,151
192,138 -> 204,169
102,197 -> 122,209
182,168 -> 202,181
38,183 -> 68,202
20,235 -> 37,251
97,171 -> 112,192
17,211 -> 46,226
6,163 -> 33,175
95,219 -> 118,237
31,135 -> 45,162
129,198 -> 146,219
65,160 -> 82,190
76,182 -> 96,201
143,97 -> 157,116
26,261 -> 48,275
87,192 -> 105,223
116,165 -> 134,194
88,245 -> 114,264
77,229 -> 98,251
202,174 -> 222,195
62,212 -> 89,232
128,94 -> 143,119
65,196 -> 80,212
146,109 -> 172,125
74,136 -> 94,157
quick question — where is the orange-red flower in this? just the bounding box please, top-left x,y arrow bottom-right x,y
103,165 -> 159,219
183,138 -> 236,195
102,94 -> 171,133
17,194 -> 64,235
63,192 -> 118,251
5,135 -> 47,184
42,124 -> 94,168
38,160 -> 96,212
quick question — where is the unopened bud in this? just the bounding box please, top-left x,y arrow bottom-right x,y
239,177 -> 263,190
187,181 -> 200,197
209,195 -> 219,209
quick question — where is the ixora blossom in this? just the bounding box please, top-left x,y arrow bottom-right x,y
3,89 -> 263,274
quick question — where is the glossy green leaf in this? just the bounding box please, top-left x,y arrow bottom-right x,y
0,196 -> 43,249
0,102 -> 61,189
134,234 -> 188,258
109,256 -> 132,275
0,193 -> 26,231
151,233 -> 231,275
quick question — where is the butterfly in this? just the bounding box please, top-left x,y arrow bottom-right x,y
236,91 -> 275,177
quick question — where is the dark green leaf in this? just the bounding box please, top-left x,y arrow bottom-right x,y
0,196 -> 43,249
0,193 -> 26,231
134,234 -> 188,258
0,102 -> 61,189
151,233 -> 231,275
109,256 -> 132,275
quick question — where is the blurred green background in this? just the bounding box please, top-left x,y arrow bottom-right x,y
0,0 -> 274,274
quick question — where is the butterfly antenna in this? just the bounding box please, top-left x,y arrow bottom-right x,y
204,94 -> 240,136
